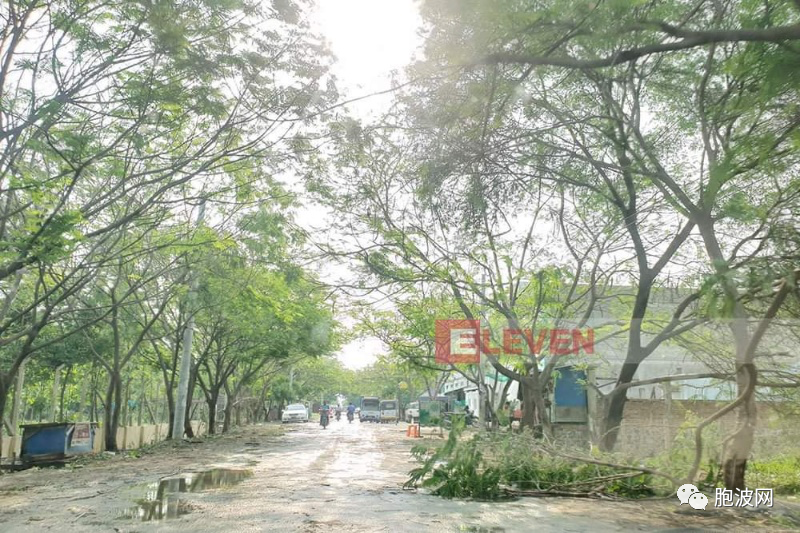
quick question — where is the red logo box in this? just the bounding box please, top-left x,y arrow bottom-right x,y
435,319 -> 481,364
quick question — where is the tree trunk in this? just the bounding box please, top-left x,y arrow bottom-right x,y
206,391 -> 218,435
77,369 -> 88,421
104,372 -> 122,452
10,362 -> 25,433
59,367 -> 71,422
152,380 -> 161,424
722,361 -> 757,491
601,361 -> 640,451
0,377 -> 9,460
90,373 -> 98,424
122,377 -> 131,426
493,377 -> 514,429
183,368 -> 197,438
165,385 -> 175,438
51,364 -> 64,422
223,382 -> 235,433
695,215 -> 757,490
532,379 -> 551,438
222,396 -> 233,433
520,378 -> 538,430
137,375 -> 145,426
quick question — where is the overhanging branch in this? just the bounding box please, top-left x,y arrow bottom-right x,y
481,24 -> 800,70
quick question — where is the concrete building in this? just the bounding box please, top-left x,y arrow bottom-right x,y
436,285 -> 799,427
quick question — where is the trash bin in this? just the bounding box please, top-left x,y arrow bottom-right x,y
20,422 -> 98,464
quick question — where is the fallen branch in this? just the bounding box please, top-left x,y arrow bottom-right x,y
501,485 -> 607,498
550,471 -> 647,490
541,445 -> 680,486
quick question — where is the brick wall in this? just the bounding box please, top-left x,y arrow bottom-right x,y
549,399 -> 800,458
614,399 -> 800,459
552,423 -> 590,450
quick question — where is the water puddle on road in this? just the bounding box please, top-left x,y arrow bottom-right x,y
120,468 -> 252,522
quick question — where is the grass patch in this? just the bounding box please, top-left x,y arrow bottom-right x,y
746,456 -> 800,495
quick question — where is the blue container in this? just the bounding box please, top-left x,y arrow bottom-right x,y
20,422 -> 97,462
552,366 -> 588,423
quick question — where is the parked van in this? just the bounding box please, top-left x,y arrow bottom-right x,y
360,397 -> 381,423
379,399 -> 398,423
405,401 -> 419,423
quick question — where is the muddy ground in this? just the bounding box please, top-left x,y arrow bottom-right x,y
1,420 -> 798,532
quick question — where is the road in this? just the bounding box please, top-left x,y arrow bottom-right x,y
0,419 -> 788,532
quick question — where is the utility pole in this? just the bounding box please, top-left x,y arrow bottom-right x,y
171,200 -> 206,440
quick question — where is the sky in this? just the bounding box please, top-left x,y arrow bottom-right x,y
312,0 -> 423,109
305,1 -> 423,369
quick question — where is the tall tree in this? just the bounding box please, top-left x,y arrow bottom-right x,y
0,0 -> 336,446
400,0 -> 800,489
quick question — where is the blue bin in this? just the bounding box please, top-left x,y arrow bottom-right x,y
20,422 -> 97,463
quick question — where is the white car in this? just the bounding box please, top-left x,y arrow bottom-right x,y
282,403 -> 309,423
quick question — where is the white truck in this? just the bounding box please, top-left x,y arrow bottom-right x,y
359,397 -> 381,423
379,399 -> 399,423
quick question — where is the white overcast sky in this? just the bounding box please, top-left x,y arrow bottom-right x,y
313,0 -> 423,112
301,1 -> 423,369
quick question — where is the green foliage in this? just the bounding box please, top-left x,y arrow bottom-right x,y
406,419 -> 504,500
0,0 -> 337,435
747,456 -> 800,495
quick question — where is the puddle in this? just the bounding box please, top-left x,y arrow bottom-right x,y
457,526 -> 506,532
121,468 -> 252,521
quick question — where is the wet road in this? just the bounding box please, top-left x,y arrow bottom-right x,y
1,420 -> 770,532
131,420 -> 667,532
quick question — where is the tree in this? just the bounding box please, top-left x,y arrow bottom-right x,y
310,120 -> 642,436
0,0 -> 337,449
400,0 -> 800,489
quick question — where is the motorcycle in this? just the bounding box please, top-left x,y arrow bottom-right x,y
335,410 -> 341,421
347,411 -> 354,423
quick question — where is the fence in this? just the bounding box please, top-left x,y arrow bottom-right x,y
1,421 -> 206,459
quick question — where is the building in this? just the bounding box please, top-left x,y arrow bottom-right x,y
436,285 -> 799,427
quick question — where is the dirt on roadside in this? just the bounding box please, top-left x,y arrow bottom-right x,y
0,425 -> 285,531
